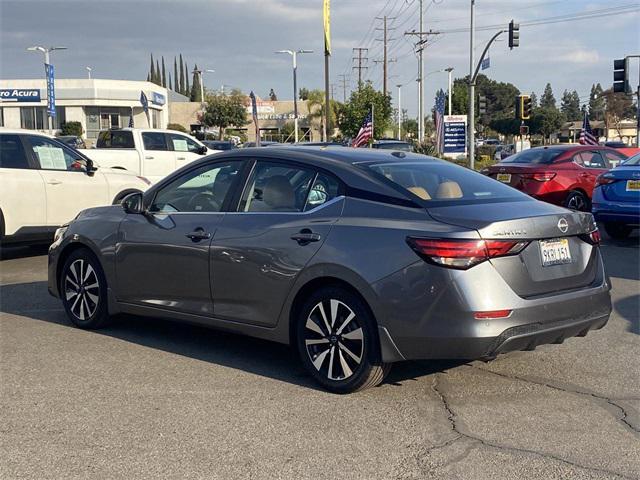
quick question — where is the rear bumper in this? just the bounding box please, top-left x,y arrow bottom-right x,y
592,202 -> 640,225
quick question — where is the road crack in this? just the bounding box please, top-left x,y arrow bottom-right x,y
430,372 -> 635,480
469,364 -> 640,435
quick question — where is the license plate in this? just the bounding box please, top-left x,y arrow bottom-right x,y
540,238 -> 572,267
497,173 -> 511,183
626,180 -> 640,191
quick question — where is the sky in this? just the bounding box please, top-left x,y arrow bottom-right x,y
0,0 -> 638,117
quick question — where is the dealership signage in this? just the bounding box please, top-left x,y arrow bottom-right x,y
0,89 -> 41,102
152,92 -> 166,106
443,115 -> 467,155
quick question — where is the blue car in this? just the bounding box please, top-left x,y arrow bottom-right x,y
592,152 -> 640,239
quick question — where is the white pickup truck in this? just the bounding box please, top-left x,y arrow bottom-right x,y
80,128 -> 219,184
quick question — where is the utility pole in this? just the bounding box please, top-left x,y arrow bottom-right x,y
338,74 -> 349,102
352,48 -> 369,89
445,67 -> 454,115
374,16 -> 396,97
397,83 -> 402,140
469,0 -> 476,169
330,83 -> 336,101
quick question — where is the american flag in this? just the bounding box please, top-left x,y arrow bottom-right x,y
579,111 -> 598,145
434,89 -> 446,154
352,110 -> 373,147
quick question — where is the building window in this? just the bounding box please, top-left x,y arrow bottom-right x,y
19,106 -> 66,130
152,109 -> 161,129
85,107 -> 135,139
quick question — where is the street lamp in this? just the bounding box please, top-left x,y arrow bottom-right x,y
27,45 -> 66,133
444,67 -> 454,115
86,66 -> 92,79
275,49 -> 313,143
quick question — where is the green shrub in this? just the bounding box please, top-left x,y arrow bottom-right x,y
59,121 -> 83,137
167,123 -> 188,133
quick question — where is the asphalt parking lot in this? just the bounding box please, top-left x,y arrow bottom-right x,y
1,234 -> 638,480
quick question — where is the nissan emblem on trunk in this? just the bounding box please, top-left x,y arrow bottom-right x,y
557,218 -> 569,233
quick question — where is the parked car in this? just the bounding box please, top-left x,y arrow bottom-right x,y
203,140 -> 236,151
0,129 -> 149,245
603,141 -> 627,149
372,140 -> 414,152
57,135 -> 87,150
242,141 -> 280,148
482,145 -> 628,211
48,147 -> 610,393
592,152 -> 640,239
79,128 -> 215,184
494,144 -> 515,162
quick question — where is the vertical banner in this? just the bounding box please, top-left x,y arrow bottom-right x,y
249,91 -> 260,146
45,63 -> 56,118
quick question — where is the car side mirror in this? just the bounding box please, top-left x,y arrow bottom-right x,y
85,158 -> 97,176
122,192 -> 144,214
198,145 -> 208,155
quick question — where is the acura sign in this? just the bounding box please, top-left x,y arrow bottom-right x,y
0,89 -> 41,102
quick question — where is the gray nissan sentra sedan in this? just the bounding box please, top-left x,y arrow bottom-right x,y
48,147 -> 611,393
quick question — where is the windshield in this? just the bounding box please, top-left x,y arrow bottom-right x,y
500,148 -> 564,164
622,153 -> 640,166
365,160 -> 528,205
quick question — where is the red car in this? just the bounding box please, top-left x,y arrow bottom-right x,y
482,145 -> 628,211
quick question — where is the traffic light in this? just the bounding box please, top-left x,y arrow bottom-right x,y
515,95 -> 532,120
508,20 -> 519,49
613,58 -> 630,93
478,95 -> 487,115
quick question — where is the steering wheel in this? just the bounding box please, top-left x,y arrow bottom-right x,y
188,192 -> 220,212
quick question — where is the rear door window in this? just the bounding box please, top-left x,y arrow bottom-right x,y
575,151 -> 607,169
365,161 -> 528,205
0,134 -> 30,169
142,132 -> 169,151
168,133 -> 202,153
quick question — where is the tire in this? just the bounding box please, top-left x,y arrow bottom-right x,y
295,286 -> 391,394
60,248 -> 110,329
564,191 -> 590,211
603,222 -> 632,240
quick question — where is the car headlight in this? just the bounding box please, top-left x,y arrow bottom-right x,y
53,225 -> 68,243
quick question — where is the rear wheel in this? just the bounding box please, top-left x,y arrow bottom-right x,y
296,286 -> 391,393
564,191 -> 590,211
60,249 -> 110,329
603,222 -> 632,240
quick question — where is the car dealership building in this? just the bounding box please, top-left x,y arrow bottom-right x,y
0,78 -> 188,140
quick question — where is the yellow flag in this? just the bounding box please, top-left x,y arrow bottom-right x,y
323,0 -> 331,55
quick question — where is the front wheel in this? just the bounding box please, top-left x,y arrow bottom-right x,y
60,249 -> 110,329
564,191 -> 590,211
603,222 -> 632,240
296,286 -> 391,393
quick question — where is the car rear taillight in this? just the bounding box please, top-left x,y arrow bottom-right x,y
521,172 -> 556,182
474,310 -> 512,320
595,174 -> 616,187
579,227 -> 601,246
406,237 -> 529,270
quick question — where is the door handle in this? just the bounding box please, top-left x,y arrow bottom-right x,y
185,228 -> 211,241
47,179 -> 62,185
145,156 -> 154,160
177,157 -> 186,161
291,230 -> 321,245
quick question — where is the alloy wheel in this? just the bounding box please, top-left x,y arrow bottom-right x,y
567,193 -> 587,211
64,259 -> 100,321
304,299 -> 364,381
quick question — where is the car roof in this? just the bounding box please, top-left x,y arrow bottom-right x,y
0,128 -> 54,138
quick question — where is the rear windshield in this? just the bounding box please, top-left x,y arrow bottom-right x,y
622,153 -> 640,166
97,130 -> 135,149
365,161 -> 528,205
500,148 -> 563,164
373,142 -> 413,151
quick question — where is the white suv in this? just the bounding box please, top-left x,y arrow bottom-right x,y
0,129 -> 150,245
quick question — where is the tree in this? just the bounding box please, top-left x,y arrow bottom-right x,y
149,54 -> 156,85
185,63 -> 190,96
560,89 -> 581,122
530,92 -> 538,109
190,64 -> 202,102
155,59 -> 161,85
338,82 -> 392,139
60,121 -> 83,137
604,89 -> 636,138
269,89 -> 278,101
299,87 -> 310,100
167,123 -> 188,133
540,83 -> 556,109
531,107 -> 563,144
179,54 -> 185,95
168,73 -> 172,91
202,90 -> 248,140
303,89 -> 341,135
589,83 -> 605,121
161,56 -> 167,88
174,57 -> 179,92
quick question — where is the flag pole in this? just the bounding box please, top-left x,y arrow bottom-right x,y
370,103 -> 374,148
